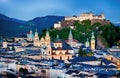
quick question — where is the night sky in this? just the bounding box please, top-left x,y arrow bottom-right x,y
0,0 -> 120,22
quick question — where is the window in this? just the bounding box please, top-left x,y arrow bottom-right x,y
49,51 -> 51,54
68,56 -> 70,60
60,56 -> 62,60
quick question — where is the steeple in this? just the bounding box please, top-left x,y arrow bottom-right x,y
90,32 -> 95,51
30,29 -> 33,34
35,28 -> 38,37
69,29 -> 73,40
91,32 -> 95,39
46,29 -> 50,37
56,34 -> 59,39
69,29 -> 72,36
68,29 -> 73,47
85,38 -> 90,47
45,29 -> 51,43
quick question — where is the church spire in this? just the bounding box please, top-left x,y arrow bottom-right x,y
56,34 -> 59,39
69,29 -> 73,40
46,29 -> 50,37
68,29 -> 73,47
35,28 -> 38,37
90,32 -> 95,51
30,29 -> 33,34
69,29 -> 72,37
91,32 -> 95,39
85,38 -> 90,47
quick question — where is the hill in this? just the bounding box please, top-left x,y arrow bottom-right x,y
0,14 -> 64,37
27,16 -> 64,33
40,20 -> 120,48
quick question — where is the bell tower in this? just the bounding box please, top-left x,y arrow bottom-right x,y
45,30 -> 51,55
33,29 -> 40,46
85,38 -> 90,47
90,32 -> 95,51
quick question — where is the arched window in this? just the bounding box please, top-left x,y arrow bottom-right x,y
49,51 -> 51,54
68,56 -> 70,60
60,56 -> 62,60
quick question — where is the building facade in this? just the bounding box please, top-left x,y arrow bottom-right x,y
54,12 -> 105,29
33,30 -> 73,60
65,12 -> 105,21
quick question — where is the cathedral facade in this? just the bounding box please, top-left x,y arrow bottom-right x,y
33,30 -> 73,60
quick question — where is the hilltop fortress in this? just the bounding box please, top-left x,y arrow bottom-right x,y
54,12 -> 110,29
65,12 -> 105,21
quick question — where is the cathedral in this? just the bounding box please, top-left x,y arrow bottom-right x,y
33,30 -> 73,60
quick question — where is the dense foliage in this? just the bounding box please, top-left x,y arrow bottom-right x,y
100,24 -> 120,47
19,67 -> 28,74
78,47 -> 93,56
40,20 -> 120,48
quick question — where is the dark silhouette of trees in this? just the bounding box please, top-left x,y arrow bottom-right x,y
19,67 -> 28,75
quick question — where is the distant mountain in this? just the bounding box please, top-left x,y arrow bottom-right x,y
27,15 -> 64,32
0,14 -> 64,37
0,14 -> 25,23
113,22 -> 120,26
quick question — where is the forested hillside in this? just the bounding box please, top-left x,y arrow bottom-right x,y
40,20 -> 120,48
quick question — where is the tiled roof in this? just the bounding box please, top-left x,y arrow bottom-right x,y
65,39 -> 79,43
52,40 -> 73,50
65,70 -> 79,74
69,56 -> 98,63
101,58 -> 113,65
7,43 -> 21,46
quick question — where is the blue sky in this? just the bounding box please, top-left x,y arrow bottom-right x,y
0,0 -> 120,22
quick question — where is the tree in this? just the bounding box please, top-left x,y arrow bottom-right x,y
19,67 -> 28,75
19,67 -> 24,74
87,52 -> 94,56
12,46 -> 15,51
24,68 -> 28,74
78,47 -> 84,56
83,50 -> 87,56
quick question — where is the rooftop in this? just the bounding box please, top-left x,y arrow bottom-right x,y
52,40 -> 73,50
69,56 -> 98,63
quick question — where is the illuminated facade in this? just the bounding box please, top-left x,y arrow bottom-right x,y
90,32 -> 95,51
